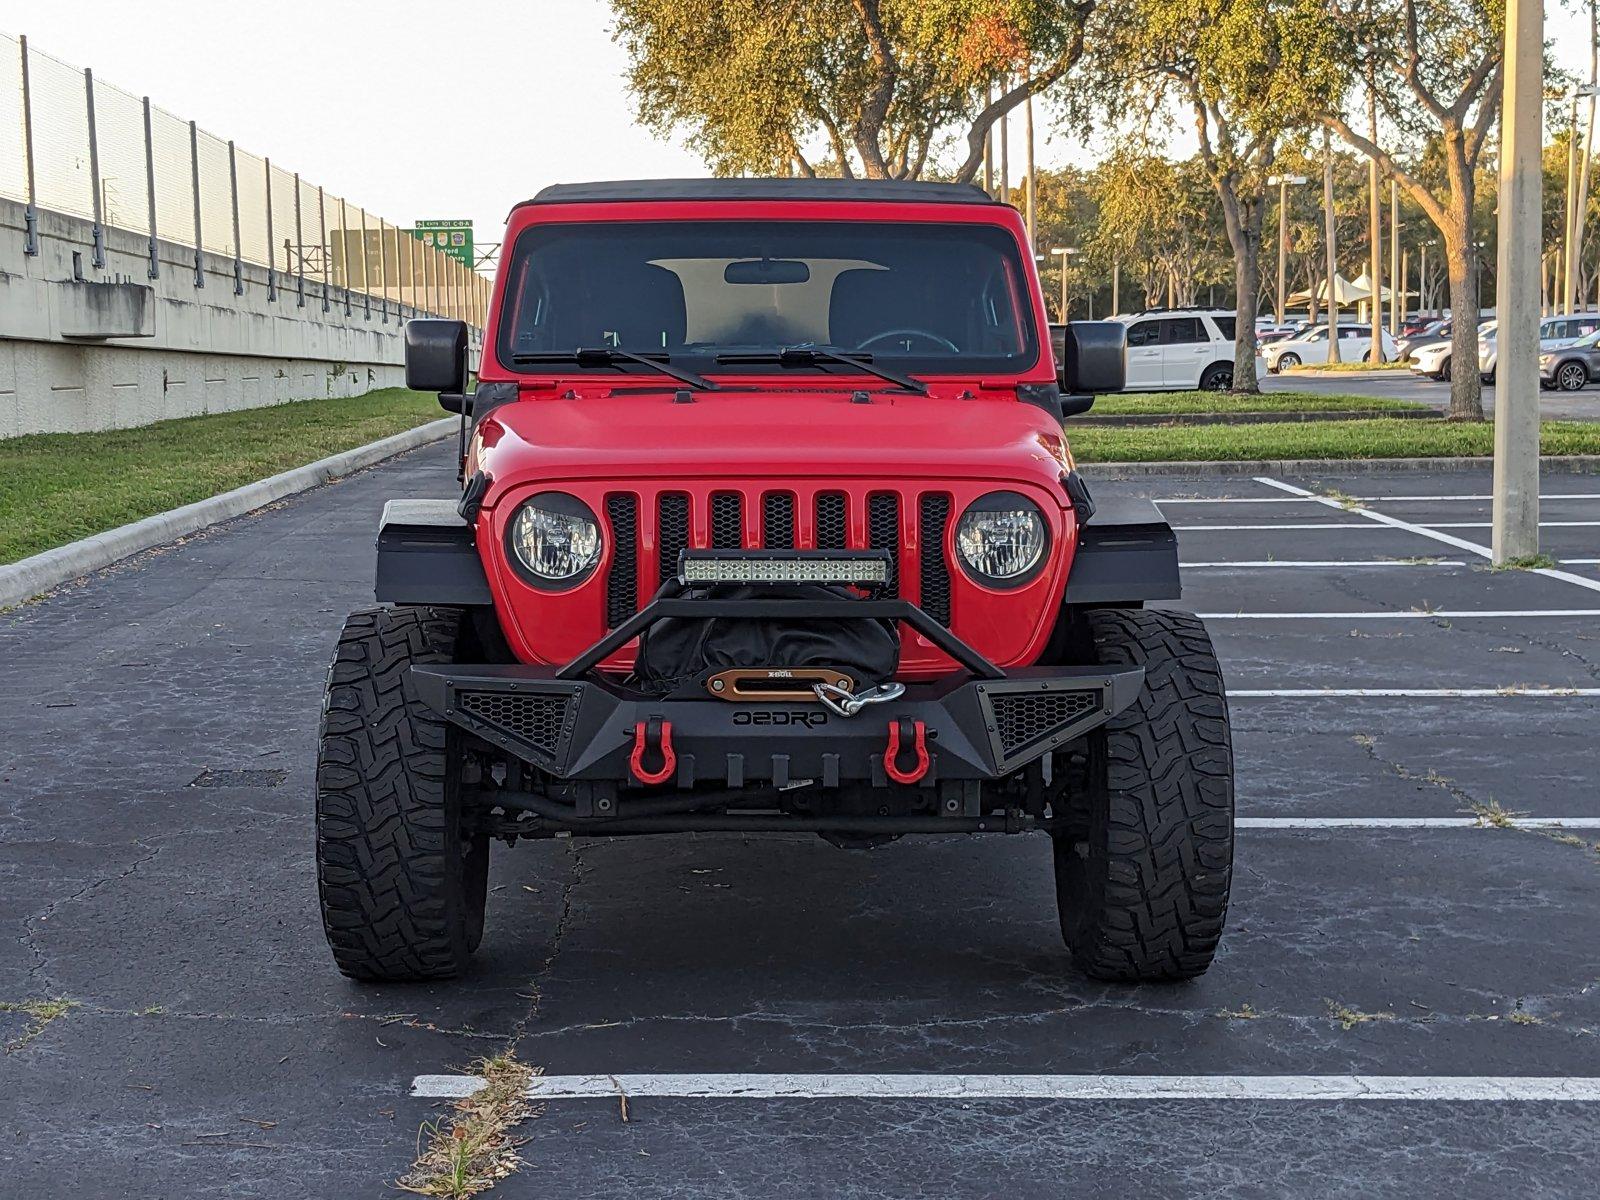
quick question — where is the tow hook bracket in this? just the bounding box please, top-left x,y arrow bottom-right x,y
884,718 -> 930,785
629,717 -> 676,786
814,680 -> 905,717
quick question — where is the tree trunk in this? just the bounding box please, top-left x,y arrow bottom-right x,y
1443,233 -> 1484,419
1217,183 -> 1265,392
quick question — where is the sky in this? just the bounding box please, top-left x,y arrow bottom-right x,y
11,0 -> 1596,253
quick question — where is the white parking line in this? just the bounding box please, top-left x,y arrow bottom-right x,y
1423,522 -> 1600,529
1174,522 -> 1394,530
410,1073 -> 1600,1102
1172,521 -> 1600,531
1230,687 -> 1600,696
1197,610 -> 1600,619
1254,477 -> 1600,596
1157,493 -> 1600,504
1239,816 -> 1600,829
1186,559 -> 1597,568
1184,560 -> 1469,568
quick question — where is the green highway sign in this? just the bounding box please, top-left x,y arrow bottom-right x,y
411,219 -> 474,269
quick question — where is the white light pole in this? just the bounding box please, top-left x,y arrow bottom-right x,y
1051,246 -> 1079,321
1268,174 -> 1309,325
1492,0 -> 1543,563
1564,84 -> 1599,315
1322,128 -> 1342,363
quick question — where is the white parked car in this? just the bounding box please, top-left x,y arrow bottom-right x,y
1477,314 -> 1600,381
1109,309 -> 1239,390
1262,323 -> 1400,372
1409,339 -> 1456,381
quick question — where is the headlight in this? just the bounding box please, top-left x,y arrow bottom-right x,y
506,493 -> 602,588
955,492 -> 1047,586
1539,354 -> 1554,367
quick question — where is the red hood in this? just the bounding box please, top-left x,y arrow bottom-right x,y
470,386 -> 1073,503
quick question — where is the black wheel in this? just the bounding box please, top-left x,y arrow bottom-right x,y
316,606 -> 489,981
1275,352 -> 1300,371
1556,360 -> 1588,392
1053,608 -> 1234,982
1434,357 -> 1452,382
1198,363 -> 1233,391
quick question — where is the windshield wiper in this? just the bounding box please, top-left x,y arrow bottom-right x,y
512,347 -> 718,391
714,346 -> 928,395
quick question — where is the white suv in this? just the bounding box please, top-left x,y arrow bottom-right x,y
1109,310 -> 1239,390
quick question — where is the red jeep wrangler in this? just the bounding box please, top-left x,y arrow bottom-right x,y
316,179 -> 1233,985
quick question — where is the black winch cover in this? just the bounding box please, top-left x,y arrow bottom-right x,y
632,585 -> 900,696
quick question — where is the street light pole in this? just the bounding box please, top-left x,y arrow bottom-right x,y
1050,246 -> 1078,321
1492,0 -> 1543,563
1390,178 -> 1401,334
1268,174 -> 1308,326
1323,128 -> 1341,363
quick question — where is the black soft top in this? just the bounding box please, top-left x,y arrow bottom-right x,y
519,178 -> 997,208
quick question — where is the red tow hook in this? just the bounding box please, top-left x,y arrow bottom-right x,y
629,717 -> 676,786
884,718 -> 930,785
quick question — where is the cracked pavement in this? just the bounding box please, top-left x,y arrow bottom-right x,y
2,450 -> 1599,1197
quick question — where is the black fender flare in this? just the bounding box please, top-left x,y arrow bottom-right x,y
1061,494 -> 1180,606
374,500 -> 493,606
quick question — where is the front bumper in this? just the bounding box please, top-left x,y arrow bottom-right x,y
409,584 -> 1143,788
412,661 -> 1143,787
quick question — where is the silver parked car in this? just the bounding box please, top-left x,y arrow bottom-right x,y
1541,328 -> 1600,391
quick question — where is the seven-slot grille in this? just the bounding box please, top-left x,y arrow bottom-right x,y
602,489 -> 956,626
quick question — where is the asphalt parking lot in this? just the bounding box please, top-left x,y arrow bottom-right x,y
4,443 -> 1600,1197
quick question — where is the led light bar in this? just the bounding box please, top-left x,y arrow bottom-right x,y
678,550 -> 891,587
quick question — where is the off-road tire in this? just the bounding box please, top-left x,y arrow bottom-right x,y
316,606 -> 489,981
1053,608 -> 1234,981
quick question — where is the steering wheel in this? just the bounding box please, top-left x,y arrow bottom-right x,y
855,328 -> 960,354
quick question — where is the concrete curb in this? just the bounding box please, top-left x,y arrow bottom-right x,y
0,417 -> 456,609
1074,408 -> 1437,427
1080,455 -> 1600,479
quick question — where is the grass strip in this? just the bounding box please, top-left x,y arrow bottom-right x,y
0,388 -> 443,564
1094,390 -> 1425,415
1068,418 -> 1600,463
1283,361 -> 1411,374
399,1052 -> 537,1198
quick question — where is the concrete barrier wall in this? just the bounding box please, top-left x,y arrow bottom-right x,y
0,196 -> 483,437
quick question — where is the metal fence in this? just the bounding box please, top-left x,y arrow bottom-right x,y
0,32 -> 489,327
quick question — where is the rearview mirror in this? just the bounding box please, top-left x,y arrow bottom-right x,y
724,258 -> 810,285
405,318 -> 469,394
1051,321 -> 1127,396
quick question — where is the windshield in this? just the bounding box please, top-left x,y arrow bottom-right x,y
496,220 -> 1038,377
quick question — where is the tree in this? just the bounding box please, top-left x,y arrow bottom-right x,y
1087,0 -> 1343,391
1310,0 -> 1505,419
1087,151 -> 1231,309
608,0 -> 1094,181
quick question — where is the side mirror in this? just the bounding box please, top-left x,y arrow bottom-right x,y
405,318 -> 469,395
1051,321 -> 1127,396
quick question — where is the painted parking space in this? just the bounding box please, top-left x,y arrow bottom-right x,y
3,448 -> 1600,1197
